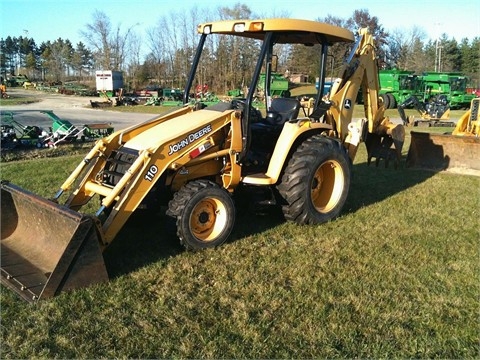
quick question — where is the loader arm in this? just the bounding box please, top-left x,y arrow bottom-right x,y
61,107 -> 241,246
326,28 -> 405,163
0,104 -> 242,302
57,105 -> 193,201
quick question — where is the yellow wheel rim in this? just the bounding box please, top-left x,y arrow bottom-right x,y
190,198 -> 227,242
311,160 -> 344,213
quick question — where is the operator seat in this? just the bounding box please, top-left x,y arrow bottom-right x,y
264,97 -> 301,126
248,97 -> 302,160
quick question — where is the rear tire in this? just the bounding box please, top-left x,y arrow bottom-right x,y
167,180 -> 235,250
387,93 -> 397,109
380,93 -> 390,109
277,135 -> 351,225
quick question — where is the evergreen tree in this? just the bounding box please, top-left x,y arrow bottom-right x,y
71,42 -> 93,77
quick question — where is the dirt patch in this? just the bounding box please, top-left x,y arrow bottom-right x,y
1,88 -> 154,130
444,167 -> 480,177
3,88 -> 100,109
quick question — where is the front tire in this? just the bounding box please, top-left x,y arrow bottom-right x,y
167,180 -> 235,250
277,135 -> 351,225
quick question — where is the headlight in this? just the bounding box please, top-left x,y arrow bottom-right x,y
233,23 -> 245,32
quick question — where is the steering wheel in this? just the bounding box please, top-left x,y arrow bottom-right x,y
232,98 -> 264,124
231,98 -> 247,110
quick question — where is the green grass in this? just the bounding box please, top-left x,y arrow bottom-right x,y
1,137 -> 478,359
0,142 -> 93,163
0,95 -> 40,106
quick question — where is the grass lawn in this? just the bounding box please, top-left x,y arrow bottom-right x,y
0,96 -> 40,106
0,128 -> 478,358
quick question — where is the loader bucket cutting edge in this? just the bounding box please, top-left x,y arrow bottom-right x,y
1,182 -> 109,302
407,131 -> 480,173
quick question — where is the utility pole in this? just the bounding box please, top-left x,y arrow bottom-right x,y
434,23 -> 442,72
435,38 -> 443,72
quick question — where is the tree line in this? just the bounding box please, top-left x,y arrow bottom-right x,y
1,4 -> 478,94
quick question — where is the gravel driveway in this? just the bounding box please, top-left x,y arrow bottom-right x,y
1,88 -> 157,132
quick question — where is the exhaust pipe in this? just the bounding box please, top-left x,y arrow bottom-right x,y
1,181 -> 108,302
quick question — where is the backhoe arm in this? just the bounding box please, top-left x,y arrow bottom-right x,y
326,28 -> 405,165
398,95 -> 426,125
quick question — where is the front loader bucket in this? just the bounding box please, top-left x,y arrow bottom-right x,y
407,131 -> 480,172
1,182 -> 109,302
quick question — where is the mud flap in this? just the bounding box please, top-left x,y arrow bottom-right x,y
407,131 -> 480,172
1,182 -> 109,302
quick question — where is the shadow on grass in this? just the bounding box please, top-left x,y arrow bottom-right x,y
344,160 -> 436,214
103,160 -> 437,279
102,209 -> 183,278
103,203 -> 286,279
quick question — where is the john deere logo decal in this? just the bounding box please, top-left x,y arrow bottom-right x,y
168,124 -> 212,155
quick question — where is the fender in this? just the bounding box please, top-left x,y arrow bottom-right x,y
242,120 -> 332,185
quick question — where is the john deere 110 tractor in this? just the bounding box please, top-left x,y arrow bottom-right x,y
1,19 -> 406,302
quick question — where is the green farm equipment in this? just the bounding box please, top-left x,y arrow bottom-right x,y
421,72 -> 475,109
227,88 -> 244,97
228,73 -> 289,105
42,111 -> 114,145
379,69 -> 422,109
379,70 -> 475,110
193,92 -> 221,107
0,111 -> 46,148
258,72 -> 290,98
6,74 -> 30,87
0,110 -> 114,149
81,123 -> 114,141
161,88 -> 184,106
41,111 -> 82,145
144,97 -> 162,106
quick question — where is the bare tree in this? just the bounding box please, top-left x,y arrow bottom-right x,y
81,10 -> 138,71
346,9 -> 389,68
388,26 -> 428,70
147,6 -> 212,88
110,21 -> 139,71
126,32 -> 143,89
81,11 -> 111,69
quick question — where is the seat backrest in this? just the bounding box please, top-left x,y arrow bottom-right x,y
264,98 -> 301,126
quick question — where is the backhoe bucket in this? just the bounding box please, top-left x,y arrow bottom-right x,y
407,131 -> 480,172
1,182 -> 109,302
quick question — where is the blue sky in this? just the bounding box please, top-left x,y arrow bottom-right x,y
1,0 -> 479,54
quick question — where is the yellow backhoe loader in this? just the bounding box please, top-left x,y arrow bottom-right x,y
398,94 -> 452,127
407,97 -> 480,172
1,19 -> 405,302
1,83 -> 8,98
